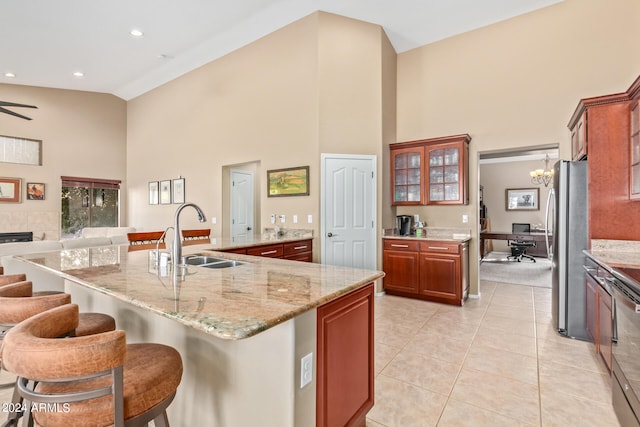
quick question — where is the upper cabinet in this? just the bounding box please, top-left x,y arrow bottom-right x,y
391,134 -> 470,206
570,111 -> 587,161
630,76 -> 640,200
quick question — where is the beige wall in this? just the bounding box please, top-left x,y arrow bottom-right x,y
0,84 -> 126,239
126,12 -> 395,264
396,0 -> 640,294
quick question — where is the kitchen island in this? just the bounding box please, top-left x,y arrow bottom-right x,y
5,243 -> 383,427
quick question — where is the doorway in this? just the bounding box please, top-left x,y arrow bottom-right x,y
222,161 -> 260,241
321,153 -> 377,270
478,144 -> 558,290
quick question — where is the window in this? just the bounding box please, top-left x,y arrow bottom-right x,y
61,176 -> 121,238
0,135 -> 42,165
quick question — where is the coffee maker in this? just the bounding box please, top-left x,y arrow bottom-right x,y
397,215 -> 413,236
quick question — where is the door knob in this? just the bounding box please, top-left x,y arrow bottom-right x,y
327,232 -> 335,237
247,227 -> 252,231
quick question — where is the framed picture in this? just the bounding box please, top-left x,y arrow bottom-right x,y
159,180 -> 172,205
26,182 -> 45,200
149,181 -> 159,205
172,178 -> 185,204
506,188 -> 540,211
267,166 -> 309,197
0,177 -> 21,203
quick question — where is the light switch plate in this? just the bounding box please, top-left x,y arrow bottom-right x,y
307,214 -> 313,224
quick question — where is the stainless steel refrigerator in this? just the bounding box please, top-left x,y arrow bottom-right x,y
550,160 -> 589,339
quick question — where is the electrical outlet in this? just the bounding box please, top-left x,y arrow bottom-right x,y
293,215 -> 298,224
300,353 -> 313,388
462,214 -> 469,223
211,217 -> 217,224
279,214 -> 286,223
307,214 -> 313,224
270,214 -> 276,224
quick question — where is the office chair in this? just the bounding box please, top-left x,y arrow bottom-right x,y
508,223 -> 536,262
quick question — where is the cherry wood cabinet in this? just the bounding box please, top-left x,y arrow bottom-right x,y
390,134 -> 470,206
570,111 -> 587,160
390,146 -> 424,205
383,238 -> 469,306
598,284 -> 613,372
631,100 -> 640,200
568,74 -> 640,241
317,283 -> 374,427
585,273 -> 598,343
221,239 -> 313,262
382,239 -> 420,294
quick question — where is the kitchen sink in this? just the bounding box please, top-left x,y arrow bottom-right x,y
183,254 -> 246,269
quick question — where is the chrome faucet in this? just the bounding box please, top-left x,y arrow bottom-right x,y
172,202 -> 206,280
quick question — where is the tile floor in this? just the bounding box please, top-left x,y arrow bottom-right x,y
366,279 -> 620,427
0,280 -> 620,427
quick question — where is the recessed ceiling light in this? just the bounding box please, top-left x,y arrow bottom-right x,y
73,71 -> 84,78
4,72 -> 16,78
130,29 -> 144,37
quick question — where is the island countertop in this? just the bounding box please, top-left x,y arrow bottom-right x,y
13,244 -> 384,340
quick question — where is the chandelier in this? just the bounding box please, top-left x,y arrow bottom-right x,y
530,154 -> 554,187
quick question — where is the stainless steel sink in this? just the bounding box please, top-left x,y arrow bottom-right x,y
184,254 -> 246,269
184,255 -> 226,265
201,260 -> 245,269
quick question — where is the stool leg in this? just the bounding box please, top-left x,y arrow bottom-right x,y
153,411 -> 170,427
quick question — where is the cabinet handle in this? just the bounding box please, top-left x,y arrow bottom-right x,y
391,244 -> 409,248
294,246 -> 308,250
261,250 -> 278,255
428,246 -> 449,250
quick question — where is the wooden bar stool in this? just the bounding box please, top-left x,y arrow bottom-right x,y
2,304 -> 183,427
0,274 -> 26,286
127,231 -> 166,251
181,228 -> 211,246
0,281 -> 116,426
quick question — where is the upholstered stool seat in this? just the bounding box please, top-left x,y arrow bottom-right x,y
2,304 -> 183,427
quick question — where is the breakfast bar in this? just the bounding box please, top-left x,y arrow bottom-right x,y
5,244 -> 384,427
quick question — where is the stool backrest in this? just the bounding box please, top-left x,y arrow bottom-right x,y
0,274 -> 27,286
0,282 -> 71,324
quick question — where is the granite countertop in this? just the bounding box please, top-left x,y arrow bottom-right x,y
585,239 -> 640,269
14,244 -> 383,340
205,229 -> 313,251
382,227 -> 471,243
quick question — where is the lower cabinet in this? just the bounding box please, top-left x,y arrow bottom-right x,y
317,283 -> 374,427
597,284 -> 613,371
221,239 -> 313,262
585,274 -> 598,342
383,238 -> 469,306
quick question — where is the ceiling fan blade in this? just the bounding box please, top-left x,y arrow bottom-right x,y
0,101 -> 37,109
0,106 -> 33,120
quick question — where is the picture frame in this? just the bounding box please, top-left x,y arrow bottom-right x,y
505,187 -> 540,211
267,166 -> 309,197
26,182 -> 45,200
159,180 -> 172,205
0,177 -> 21,203
172,178 -> 185,204
148,181 -> 159,205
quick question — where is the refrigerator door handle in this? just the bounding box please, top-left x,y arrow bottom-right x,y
545,188 -> 555,260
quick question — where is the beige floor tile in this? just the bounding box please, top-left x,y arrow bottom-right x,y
540,387 -> 620,427
464,342 -> 539,385
365,418 -> 386,427
539,359 -> 612,404
478,314 -> 537,338
450,367 -> 540,425
381,350 -> 461,395
403,332 -> 472,366
375,341 -> 401,374
418,317 -> 479,343
375,320 -> 417,348
538,336 -> 606,374
438,398 -> 537,427
473,326 -> 537,357
485,302 -> 536,322
367,374 -> 448,427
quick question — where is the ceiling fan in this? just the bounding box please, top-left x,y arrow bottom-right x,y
0,101 -> 38,120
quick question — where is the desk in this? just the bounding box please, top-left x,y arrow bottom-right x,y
480,230 -> 551,259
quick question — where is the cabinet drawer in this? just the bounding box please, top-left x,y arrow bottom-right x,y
247,244 -> 283,258
419,241 -> 460,254
383,239 -> 420,252
284,240 -> 312,256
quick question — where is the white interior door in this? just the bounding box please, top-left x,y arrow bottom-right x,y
230,170 -> 254,242
321,154 -> 376,269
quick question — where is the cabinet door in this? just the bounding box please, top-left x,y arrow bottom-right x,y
571,111 -> 587,161
283,240 -> 313,262
425,140 -> 468,205
418,252 -> 461,305
316,283 -> 374,427
383,249 -> 419,294
391,146 -> 424,205
246,243 -> 283,258
585,274 -> 598,344
597,286 -> 612,371
631,101 -> 640,200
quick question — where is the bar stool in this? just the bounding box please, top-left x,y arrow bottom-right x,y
0,281 -> 116,426
127,231 -> 166,251
0,274 -> 26,286
1,304 -> 183,427
181,228 -> 211,246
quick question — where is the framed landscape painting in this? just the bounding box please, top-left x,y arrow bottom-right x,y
0,177 -> 21,203
268,166 -> 309,197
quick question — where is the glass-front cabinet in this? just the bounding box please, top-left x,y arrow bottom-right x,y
390,134 -> 470,206
391,146 -> 424,205
631,100 -> 640,200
